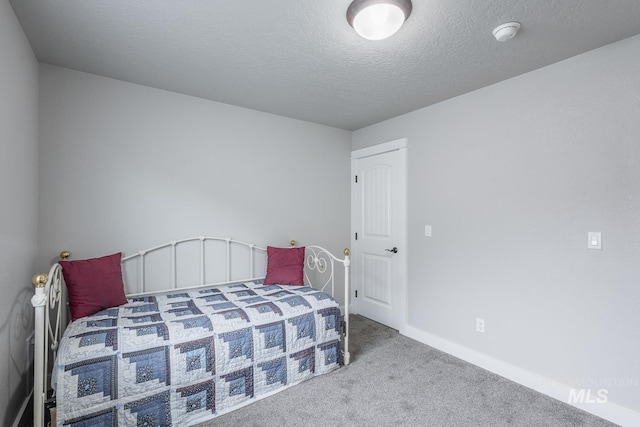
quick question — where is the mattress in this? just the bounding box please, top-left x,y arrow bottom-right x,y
54,280 -> 342,426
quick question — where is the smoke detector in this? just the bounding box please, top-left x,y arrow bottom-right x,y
492,22 -> 521,42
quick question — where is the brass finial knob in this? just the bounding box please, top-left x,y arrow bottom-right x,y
344,248 -> 351,256
60,251 -> 71,260
32,273 -> 48,288
290,240 -> 297,247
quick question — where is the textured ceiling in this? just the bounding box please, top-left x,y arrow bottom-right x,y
10,0 -> 640,130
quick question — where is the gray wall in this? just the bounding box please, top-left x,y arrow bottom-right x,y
353,35 -> 640,413
38,65 -> 351,295
0,1 -> 39,425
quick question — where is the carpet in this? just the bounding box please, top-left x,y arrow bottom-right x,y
196,315 -> 617,426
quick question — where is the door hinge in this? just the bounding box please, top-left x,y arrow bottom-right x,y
355,290 -> 358,298
355,232 -> 358,240
355,175 -> 358,183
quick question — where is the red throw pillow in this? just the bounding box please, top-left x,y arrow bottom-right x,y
59,252 -> 128,321
263,246 -> 305,286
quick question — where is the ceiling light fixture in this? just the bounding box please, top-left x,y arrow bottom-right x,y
347,0 -> 412,41
492,22 -> 521,42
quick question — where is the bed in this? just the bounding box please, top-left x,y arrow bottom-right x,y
31,237 -> 351,427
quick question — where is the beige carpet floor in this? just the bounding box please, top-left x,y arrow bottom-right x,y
197,314 -> 617,427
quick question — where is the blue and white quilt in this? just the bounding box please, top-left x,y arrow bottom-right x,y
55,280 -> 342,426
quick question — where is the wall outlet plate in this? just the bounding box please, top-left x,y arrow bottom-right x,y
476,318 -> 485,333
587,232 -> 602,250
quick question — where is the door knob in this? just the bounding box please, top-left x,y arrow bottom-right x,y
385,247 -> 398,254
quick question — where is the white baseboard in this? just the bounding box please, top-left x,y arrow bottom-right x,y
401,324 -> 640,427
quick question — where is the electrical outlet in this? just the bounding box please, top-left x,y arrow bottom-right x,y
476,318 -> 485,333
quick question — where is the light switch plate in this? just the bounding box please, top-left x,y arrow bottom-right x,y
425,225 -> 432,237
587,232 -> 602,250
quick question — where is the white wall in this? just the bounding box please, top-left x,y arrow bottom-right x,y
38,65 -> 351,295
353,35 -> 640,420
0,1 -> 39,425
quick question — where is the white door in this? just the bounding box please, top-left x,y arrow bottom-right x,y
351,139 -> 407,331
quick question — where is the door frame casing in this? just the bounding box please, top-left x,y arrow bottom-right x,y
351,138 -> 408,333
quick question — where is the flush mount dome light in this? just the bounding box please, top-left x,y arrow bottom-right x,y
347,0 -> 412,41
492,22 -> 521,42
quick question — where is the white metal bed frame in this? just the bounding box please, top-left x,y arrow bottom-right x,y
31,236 -> 351,427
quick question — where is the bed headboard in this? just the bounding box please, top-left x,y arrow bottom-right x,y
121,236 -> 268,296
120,237 -> 347,297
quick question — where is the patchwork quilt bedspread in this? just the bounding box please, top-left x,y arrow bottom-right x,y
55,280 -> 342,426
